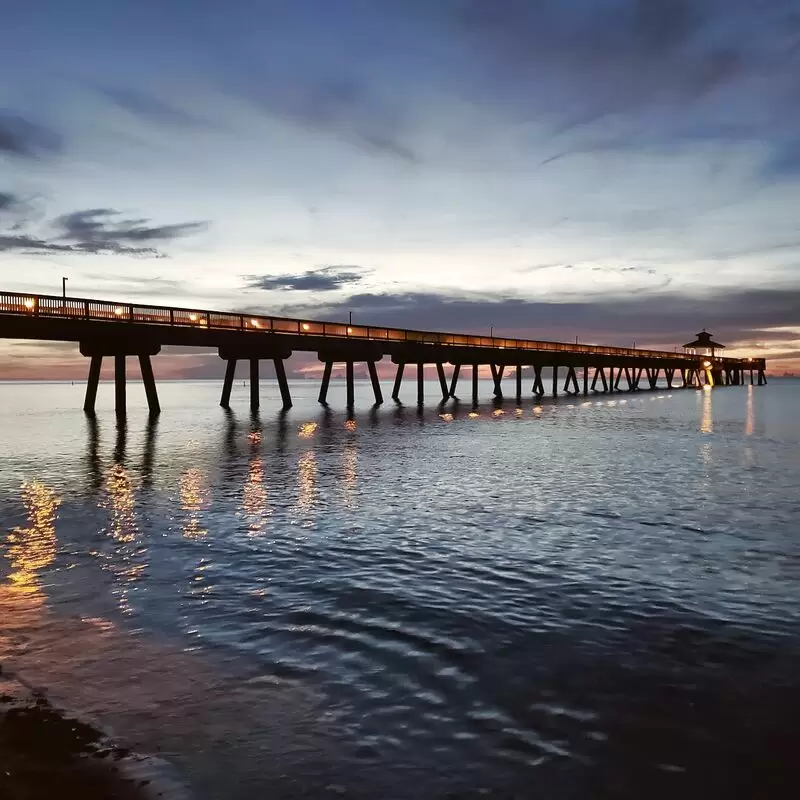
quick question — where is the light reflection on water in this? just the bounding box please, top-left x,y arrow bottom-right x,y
6,481 -> 59,596
0,379 -> 798,799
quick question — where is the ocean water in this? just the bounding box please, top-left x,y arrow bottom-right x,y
1,377 -> 798,799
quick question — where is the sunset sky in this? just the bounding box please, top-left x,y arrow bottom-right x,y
2,0 -> 799,379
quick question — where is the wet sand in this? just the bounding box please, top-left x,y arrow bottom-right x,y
1,668 -> 179,800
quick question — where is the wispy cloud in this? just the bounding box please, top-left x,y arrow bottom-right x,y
0,111 -> 62,159
99,86 -> 205,128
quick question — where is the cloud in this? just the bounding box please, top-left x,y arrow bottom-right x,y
99,86 -> 205,128
0,112 -> 62,158
0,207 -> 208,257
245,265 -> 369,292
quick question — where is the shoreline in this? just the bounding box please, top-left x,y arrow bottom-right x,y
0,664 -> 189,800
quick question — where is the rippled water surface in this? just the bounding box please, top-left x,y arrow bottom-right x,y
1,378 -> 798,798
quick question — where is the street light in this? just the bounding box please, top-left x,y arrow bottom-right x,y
62,276 -> 68,305
349,310 -> 352,325
490,326 -> 494,338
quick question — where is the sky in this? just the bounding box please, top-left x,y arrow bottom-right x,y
2,0 -> 800,379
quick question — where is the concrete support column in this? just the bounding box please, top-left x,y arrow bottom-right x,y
449,364 -> 461,398
472,364 -> 479,406
249,359 -> 259,410
220,359 -> 237,408
318,361 -> 333,404
274,358 -> 292,408
552,366 -> 558,397
417,363 -> 424,405
138,354 -> 161,415
515,365 -> 522,402
114,355 -> 126,417
392,363 -> 405,401
84,355 -> 102,414
345,361 -> 355,407
490,363 -> 504,398
436,362 -> 449,402
367,361 -> 383,405
583,367 -> 589,396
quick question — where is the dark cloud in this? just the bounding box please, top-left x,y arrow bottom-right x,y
99,86 -> 204,128
0,208 -> 207,257
0,192 -> 20,212
0,112 -> 61,158
56,208 -> 207,247
275,285 -> 800,347
245,266 -> 369,292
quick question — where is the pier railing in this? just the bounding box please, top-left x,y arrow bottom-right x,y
0,290 -> 737,362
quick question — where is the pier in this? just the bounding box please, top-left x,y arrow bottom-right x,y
0,290 -> 767,416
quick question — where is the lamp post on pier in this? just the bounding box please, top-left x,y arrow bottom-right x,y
62,276 -> 68,307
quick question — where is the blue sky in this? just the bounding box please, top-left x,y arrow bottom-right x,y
2,0 -> 800,376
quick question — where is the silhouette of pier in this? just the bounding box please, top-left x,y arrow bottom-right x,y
0,291 -> 767,416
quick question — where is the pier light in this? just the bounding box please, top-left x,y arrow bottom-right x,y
347,327 -> 353,334
188,313 -> 199,322
302,323 -> 310,331
703,360 -> 712,368
114,307 -> 125,316
250,318 -> 261,329
23,298 -> 35,310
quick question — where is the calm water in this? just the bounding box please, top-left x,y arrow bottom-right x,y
1,378 -> 798,799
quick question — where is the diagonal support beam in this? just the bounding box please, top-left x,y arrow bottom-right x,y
367,361 -> 383,404
532,365 -> 545,396
84,355 -> 102,414
490,363 -> 504,397
139,354 -> 161,415
449,364 -> 461,398
563,366 -> 579,394
274,358 -> 292,408
392,362 -> 405,401
221,359 -> 237,408
436,362 -> 449,401
318,361 -> 333,404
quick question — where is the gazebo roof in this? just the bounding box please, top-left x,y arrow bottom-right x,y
683,329 -> 725,349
